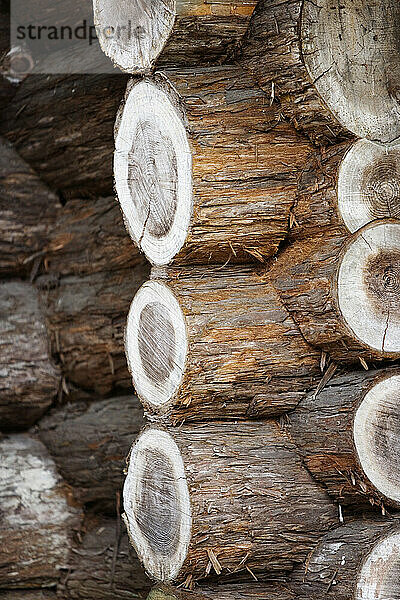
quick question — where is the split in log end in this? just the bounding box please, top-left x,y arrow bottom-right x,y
356,531 -> 400,599
354,373 -> 400,504
125,280 -> 187,410
114,79 -> 192,265
123,427 -> 191,581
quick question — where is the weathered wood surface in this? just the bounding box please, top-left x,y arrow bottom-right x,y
0,592 -> 56,600
58,517 -> 150,599
94,0 -> 256,73
123,422 -> 337,583
240,0 -> 400,145
125,265 -> 321,421
0,281 -> 60,430
37,395 -> 144,513
1,74 -> 130,198
148,584 -> 295,600
114,66 -> 313,265
269,219 -> 400,361
38,196 -> 149,396
0,434 -> 81,589
290,518 -> 400,600
287,368 -> 400,509
0,137 -> 60,277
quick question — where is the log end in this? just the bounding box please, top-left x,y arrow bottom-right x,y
356,531 -> 400,599
123,427 -> 191,581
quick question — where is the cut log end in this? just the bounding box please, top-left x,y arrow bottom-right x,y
93,0 -> 175,72
337,220 -> 400,354
301,0 -> 400,142
125,280 -> 187,410
115,80 -> 192,265
354,373 -> 400,504
356,531 -> 400,599
338,140 -> 400,233
123,428 -> 191,581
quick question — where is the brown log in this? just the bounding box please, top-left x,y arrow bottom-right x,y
114,66 -> 313,266
122,422 -> 337,584
240,0 -> 400,146
0,137 -> 60,277
268,219 -> 400,361
37,395 -> 144,513
148,584 -> 294,600
290,518 -> 400,600
37,196 -> 149,396
125,265 -> 321,422
0,434 -> 81,589
58,516 -> 150,599
0,281 -> 60,430
287,368 -> 400,509
1,74 -> 129,198
0,593 -> 56,600
94,0 -> 256,73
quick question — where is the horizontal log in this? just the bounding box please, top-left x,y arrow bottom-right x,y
0,593 -> 56,600
0,281 -> 60,430
37,395 -> 144,512
58,516 -> 150,599
290,518 -> 400,600
114,66 -> 312,266
125,265 -> 321,421
287,368 -> 400,508
123,422 -> 337,584
0,137 -> 59,277
0,434 -> 81,589
148,584 -> 294,600
240,0 -> 400,145
269,219 -> 400,361
94,0 -> 256,73
1,74 -> 129,198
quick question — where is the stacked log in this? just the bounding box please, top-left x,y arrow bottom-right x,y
148,584 -> 295,600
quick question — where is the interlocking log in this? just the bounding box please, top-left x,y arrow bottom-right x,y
0,137 -> 59,277
0,434 -> 81,589
123,422 -> 336,583
287,368 -> 400,508
0,281 -> 60,430
93,0 -> 256,73
290,518 -> 400,600
125,265 -> 321,421
58,517 -> 150,599
148,584 -> 294,600
114,66 -> 312,266
240,0 -> 400,145
37,395 -> 144,512
269,219 -> 400,361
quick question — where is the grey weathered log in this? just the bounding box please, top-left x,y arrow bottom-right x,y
290,518 -> 400,600
125,265 -> 321,422
38,196 -> 149,396
1,74 -> 130,198
94,0 -> 256,73
58,516 -> 150,599
0,434 -> 81,589
114,66 -> 313,265
240,0 -> 400,146
0,137 -> 60,277
37,395 -> 144,513
0,281 -> 60,430
123,422 -> 337,584
287,368 -> 400,509
148,584 -> 295,600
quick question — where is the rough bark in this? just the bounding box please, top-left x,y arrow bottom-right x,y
0,137 -> 60,277
148,584 -> 295,600
0,281 -> 60,430
125,265 -> 321,422
37,395 -> 144,513
114,66 -> 313,266
0,434 -> 81,589
0,593 -> 56,600
1,74 -> 130,199
287,368 -> 400,509
240,0 -> 400,146
58,516 -> 150,599
94,0 -> 257,73
123,422 -> 337,584
290,518 -> 400,600
269,219 -> 400,361
37,195 -> 149,396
